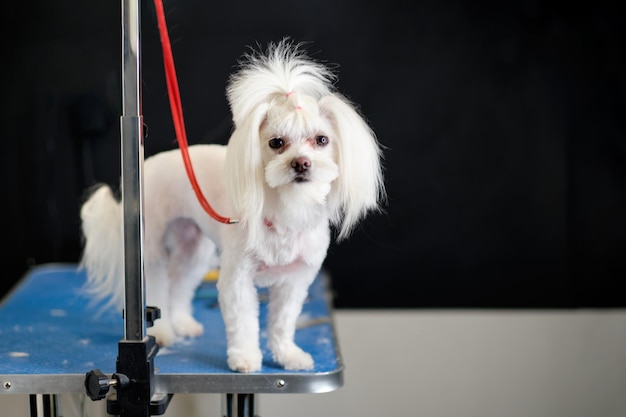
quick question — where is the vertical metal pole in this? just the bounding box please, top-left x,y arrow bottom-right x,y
121,0 -> 145,341
84,3 -> 170,415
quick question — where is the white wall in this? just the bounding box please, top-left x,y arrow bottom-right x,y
3,309 -> 626,416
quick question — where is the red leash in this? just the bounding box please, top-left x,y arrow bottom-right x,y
153,0 -> 236,224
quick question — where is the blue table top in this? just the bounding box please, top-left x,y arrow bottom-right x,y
0,264 -> 343,394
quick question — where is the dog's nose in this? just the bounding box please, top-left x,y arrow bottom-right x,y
291,156 -> 311,173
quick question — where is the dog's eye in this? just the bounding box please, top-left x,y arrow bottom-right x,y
268,138 -> 284,149
315,135 -> 329,146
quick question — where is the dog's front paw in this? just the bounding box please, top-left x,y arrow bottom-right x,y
173,314 -> 204,338
227,347 -> 263,373
272,343 -> 314,371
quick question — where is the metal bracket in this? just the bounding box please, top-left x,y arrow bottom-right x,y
84,306 -> 173,416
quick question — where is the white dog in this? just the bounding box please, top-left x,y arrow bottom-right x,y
79,39 -> 385,373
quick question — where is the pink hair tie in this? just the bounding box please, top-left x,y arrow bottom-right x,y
285,92 -> 301,109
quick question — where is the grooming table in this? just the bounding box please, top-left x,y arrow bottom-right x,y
0,264 -> 343,414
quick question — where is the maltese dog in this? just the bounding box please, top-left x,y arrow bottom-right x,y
79,39 -> 385,372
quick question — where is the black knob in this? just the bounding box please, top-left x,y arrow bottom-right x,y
85,369 -> 110,401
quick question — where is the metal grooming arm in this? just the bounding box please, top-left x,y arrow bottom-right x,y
83,1 -> 172,415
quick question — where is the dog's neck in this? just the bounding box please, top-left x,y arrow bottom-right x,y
262,186 -> 330,233
251,194 -> 329,271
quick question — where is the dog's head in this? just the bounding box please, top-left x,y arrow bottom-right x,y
224,39 -> 385,245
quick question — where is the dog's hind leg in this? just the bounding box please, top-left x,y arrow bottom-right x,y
164,218 -> 219,340
144,261 -> 177,346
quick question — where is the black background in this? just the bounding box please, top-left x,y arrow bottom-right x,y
2,0 -> 624,308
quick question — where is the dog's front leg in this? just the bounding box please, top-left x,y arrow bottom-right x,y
217,262 -> 263,373
266,272 -> 316,370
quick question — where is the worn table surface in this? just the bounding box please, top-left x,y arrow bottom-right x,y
0,264 -> 343,395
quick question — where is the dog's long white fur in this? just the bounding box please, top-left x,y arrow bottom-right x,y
79,39 -> 385,373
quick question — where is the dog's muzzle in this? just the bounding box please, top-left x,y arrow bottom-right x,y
291,156 -> 311,182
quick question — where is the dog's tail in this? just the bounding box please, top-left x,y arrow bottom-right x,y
79,184 -> 125,313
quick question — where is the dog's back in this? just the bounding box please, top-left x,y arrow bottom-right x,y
79,144 -> 229,313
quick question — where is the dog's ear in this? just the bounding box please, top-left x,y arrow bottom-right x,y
225,102 -> 270,241
319,93 -> 386,240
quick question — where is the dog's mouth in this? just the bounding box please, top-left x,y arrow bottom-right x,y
293,174 -> 309,183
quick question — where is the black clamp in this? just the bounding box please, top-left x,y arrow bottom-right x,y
84,306 -> 172,416
122,305 -> 161,328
